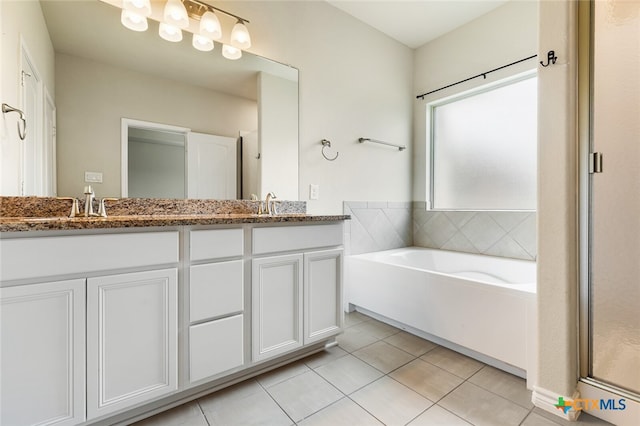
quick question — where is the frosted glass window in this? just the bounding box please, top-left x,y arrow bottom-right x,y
430,76 -> 537,210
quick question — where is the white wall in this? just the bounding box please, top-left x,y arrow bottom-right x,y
412,0 -> 538,202
55,53 -> 257,197
534,0 -> 580,404
0,0 -> 55,194
215,0 -> 414,214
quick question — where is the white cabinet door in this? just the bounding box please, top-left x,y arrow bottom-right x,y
304,249 -> 344,345
87,269 -> 178,419
0,279 -> 86,426
252,254 -> 303,362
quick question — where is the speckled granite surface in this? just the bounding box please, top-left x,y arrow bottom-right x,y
0,197 -> 348,233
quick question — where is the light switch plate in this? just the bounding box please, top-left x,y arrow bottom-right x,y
309,184 -> 319,200
85,171 -> 103,183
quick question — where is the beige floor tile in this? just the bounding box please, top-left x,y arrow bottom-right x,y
407,404 -> 472,425
336,326 -> 379,352
303,345 -> 349,369
353,319 -> 400,339
421,346 -> 484,379
352,340 -> 415,373
468,365 -> 533,409
314,354 -> 383,394
350,376 -> 433,426
256,360 -> 311,388
131,402 -> 208,426
439,382 -> 529,426
344,311 -> 371,328
199,380 -> 292,426
522,411 -> 566,426
390,358 -> 464,401
298,397 -> 383,426
384,331 -> 439,357
266,370 -> 343,422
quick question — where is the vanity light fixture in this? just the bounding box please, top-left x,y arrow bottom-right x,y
120,0 -> 151,32
163,0 -> 189,29
159,22 -> 183,42
230,19 -> 251,49
118,0 -> 252,60
222,44 -> 242,60
121,9 -> 148,32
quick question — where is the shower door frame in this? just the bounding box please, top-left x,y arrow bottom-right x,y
578,1 -> 640,423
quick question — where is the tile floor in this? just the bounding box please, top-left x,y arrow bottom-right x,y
133,312 -> 611,426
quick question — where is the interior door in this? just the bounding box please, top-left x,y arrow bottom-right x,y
187,132 -> 237,199
589,0 -> 640,396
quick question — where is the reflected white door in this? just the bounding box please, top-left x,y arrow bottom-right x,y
187,132 -> 237,199
590,0 -> 640,396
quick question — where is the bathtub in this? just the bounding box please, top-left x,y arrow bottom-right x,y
346,247 -> 537,379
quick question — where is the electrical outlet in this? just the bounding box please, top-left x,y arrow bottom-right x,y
85,171 -> 103,183
309,184 -> 319,200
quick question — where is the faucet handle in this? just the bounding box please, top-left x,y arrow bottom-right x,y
98,198 -> 119,218
57,197 -> 80,218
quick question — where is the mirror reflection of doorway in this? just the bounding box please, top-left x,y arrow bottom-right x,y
121,119 -> 238,199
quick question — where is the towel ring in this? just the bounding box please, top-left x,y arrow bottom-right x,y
321,139 -> 338,161
2,103 -> 27,140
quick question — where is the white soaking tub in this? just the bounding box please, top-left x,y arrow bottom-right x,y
346,247 -> 537,379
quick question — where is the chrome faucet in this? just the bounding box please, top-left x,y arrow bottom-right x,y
98,198 -> 118,218
83,185 -> 99,217
265,192 -> 277,216
57,197 -> 80,218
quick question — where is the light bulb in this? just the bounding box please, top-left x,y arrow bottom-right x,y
163,0 -> 189,29
123,0 -> 151,17
159,22 -> 182,42
222,44 -> 242,60
200,11 -> 222,40
230,20 -> 251,49
192,34 -> 214,52
121,9 -> 148,32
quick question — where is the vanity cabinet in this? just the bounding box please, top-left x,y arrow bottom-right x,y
251,224 -> 344,362
0,221 -> 344,425
188,229 -> 245,383
0,279 -> 86,426
86,269 -> 178,419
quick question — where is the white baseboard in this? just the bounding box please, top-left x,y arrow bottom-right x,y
532,386 -> 581,422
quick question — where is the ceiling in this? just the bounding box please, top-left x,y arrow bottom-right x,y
327,0 -> 509,48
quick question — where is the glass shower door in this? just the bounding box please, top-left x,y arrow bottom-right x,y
589,0 -> 640,396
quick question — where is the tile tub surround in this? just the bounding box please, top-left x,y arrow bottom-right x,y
344,201 -> 413,255
131,312 -> 610,426
0,196 -> 307,218
413,202 -> 537,261
343,200 -> 536,260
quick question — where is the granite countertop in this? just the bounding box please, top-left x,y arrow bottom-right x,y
0,196 -> 349,233
0,213 -> 350,232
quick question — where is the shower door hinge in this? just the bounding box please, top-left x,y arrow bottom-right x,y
589,152 -> 603,174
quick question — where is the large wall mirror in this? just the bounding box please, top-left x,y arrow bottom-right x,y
29,0 -> 298,200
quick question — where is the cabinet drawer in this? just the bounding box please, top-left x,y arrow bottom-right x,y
0,232 -> 178,281
190,229 -> 244,261
189,315 -> 244,383
252,223 -> 343,255
190,260 -> 244,323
